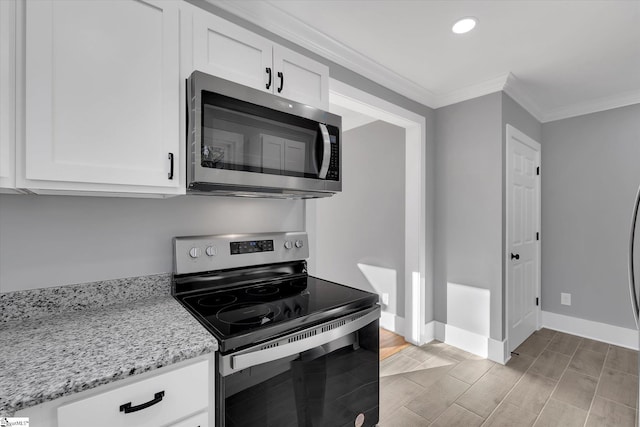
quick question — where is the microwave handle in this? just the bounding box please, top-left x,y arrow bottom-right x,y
629,184 -> 640,328
318,123 -> 331,179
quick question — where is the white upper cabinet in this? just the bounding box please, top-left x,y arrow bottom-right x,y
193,11 -> 273,94
0,0 -> 17,192
21,0 -> 182,194
273,45 -> 329,111
192,9 -> 329,110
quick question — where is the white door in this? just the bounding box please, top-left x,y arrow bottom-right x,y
506,124 -> 541,352
24,0 -> 180,189
273,45 -> 329,110
193,10 -> 273,93
0,0 -> 16,190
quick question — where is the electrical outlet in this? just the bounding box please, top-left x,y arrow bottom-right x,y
561,293 -> 571,306
381,293 -> 389,305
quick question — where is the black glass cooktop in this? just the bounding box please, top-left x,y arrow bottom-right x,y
176,275 -> 378,353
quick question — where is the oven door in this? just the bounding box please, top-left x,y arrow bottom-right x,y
217,306 -> 380,427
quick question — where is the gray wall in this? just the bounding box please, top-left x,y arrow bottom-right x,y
313,121 -> 406,317
502,94 -> 542,144
434,92 -> 503,340
541,104 -> 640,329
0,195 -> 303,292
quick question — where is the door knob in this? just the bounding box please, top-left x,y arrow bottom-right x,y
511,253 -> 520,260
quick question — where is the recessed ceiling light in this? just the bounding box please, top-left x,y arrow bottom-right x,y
452,17 -> 477,34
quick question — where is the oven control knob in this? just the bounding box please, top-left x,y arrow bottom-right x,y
205,246 -> 217,257
284,307 -> 292,318
294,304 -> 302,315
295,240 -> 304,248
189,247 -> 201,258
284,240 -> 293,250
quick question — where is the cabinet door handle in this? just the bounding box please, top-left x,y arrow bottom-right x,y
511,253 -> 520,260
277,71 -> 284,93
168,153 -> 174,180
119,391 -> 165,414
265,67 -> 272,89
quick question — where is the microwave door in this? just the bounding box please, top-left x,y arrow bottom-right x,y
629,184 -> 640,329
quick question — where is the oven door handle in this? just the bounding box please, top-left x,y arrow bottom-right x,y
227,306 -> 380,373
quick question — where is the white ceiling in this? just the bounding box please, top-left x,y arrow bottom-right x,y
211,0 -> 640,122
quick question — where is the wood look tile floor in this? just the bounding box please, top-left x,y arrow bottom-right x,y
378,329 -> 639,426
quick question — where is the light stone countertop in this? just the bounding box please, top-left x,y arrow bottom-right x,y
0,276 -> 218,416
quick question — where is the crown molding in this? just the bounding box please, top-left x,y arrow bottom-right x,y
207,0 -> 439,107
204,0 -> 639,122
433,73 -> 511,109
502,73 -> 544,122
541,89 -> 640,123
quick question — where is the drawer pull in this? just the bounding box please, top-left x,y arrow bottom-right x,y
119,391 -> 165,414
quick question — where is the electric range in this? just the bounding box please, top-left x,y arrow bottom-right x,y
172,231 -> 380,427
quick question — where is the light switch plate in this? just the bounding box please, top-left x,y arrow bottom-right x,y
561,293 -> 571,306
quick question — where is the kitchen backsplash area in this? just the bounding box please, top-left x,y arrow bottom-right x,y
0,194 -> 304,293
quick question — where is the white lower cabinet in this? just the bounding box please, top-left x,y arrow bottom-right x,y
15,356 -> 214,427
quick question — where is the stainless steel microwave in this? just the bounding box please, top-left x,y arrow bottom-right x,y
186,71 -> 342,198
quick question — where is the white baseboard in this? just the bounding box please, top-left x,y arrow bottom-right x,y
488,338 -> 510,365
431,321 -> 511,365
422,320 -> 436,343
541,311 -> 639,350
444,324 -> 489,358
435,321 -> 446,342
432,321 -> 510,363
380,311 -> 405,336
420,312 -> 636,365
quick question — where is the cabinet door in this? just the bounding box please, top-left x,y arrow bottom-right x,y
57,360 -> 209,427
193,11 -> 272,93
273,45 -> 329,110
0,0 -> 16,190
24,0 -> 180,189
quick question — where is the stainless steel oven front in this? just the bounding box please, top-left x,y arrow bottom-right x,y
217,306 -> 380,427
187,71 -> 342,198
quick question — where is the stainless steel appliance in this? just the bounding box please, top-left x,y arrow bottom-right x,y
187,71 -> 342,198
172,232 -> 380,427
628,185 -> 640,422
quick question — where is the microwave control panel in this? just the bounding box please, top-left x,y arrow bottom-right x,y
327,135 -> 339,181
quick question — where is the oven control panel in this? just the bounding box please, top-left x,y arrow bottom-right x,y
174,232 -> 309,275
230,239 -> 274,255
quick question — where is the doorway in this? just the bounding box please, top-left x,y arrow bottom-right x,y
506,124 -> 541,352
306,79 -> 427,345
